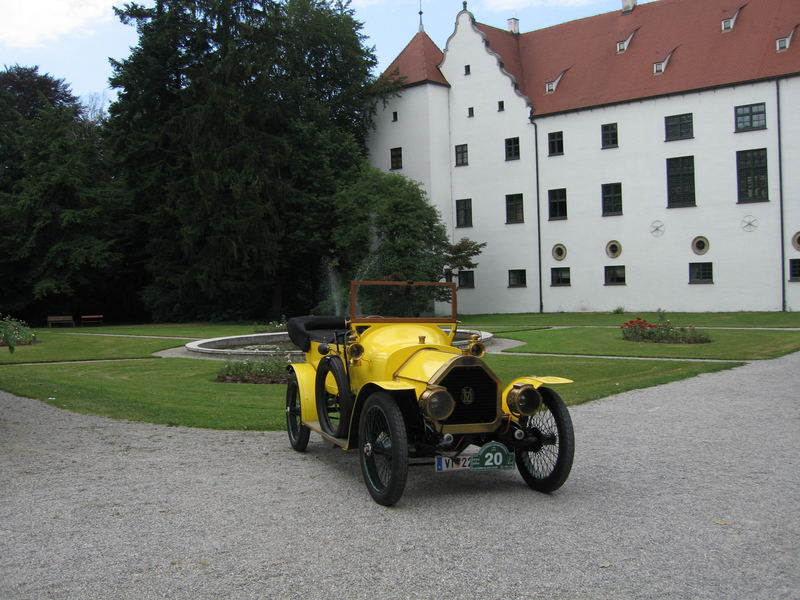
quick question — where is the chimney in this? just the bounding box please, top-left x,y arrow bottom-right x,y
507,17 -> 519,34
622,0 -> 636,13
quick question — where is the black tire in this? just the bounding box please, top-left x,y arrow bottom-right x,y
315,355 -> 353,438
358,392 -> 409,506
286,371 -> 310,452
515,386 -> 574,493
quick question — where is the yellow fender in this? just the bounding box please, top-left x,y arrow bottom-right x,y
501,375 -> 573,415
289,363 -> 319,422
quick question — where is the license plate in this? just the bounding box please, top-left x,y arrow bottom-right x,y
435,442 -> 515,472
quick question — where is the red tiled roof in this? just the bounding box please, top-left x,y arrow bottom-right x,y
382,30 -> 449,88
482,0 -> 800,116
387,0 -> 800,115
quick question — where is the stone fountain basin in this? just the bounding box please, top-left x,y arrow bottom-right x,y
185,329 -> 493,359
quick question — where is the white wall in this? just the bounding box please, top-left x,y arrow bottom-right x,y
781,76 -> 800,312
438,11 -> 540,314
537,82 -> 786,312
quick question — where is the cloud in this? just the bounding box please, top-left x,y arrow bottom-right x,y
0,0 -> 115,48
481,0 -> 597,10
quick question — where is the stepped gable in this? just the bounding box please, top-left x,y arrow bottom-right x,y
382,30 -> 449,88
476,0 -> 800,116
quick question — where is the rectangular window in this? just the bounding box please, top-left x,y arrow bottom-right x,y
505,137 -> 520,161
735,103 -> 766,131
392,111 -> 398,122
456,198 -> 473,228
551,267 -> 571,287
455,144 -> 468,166
790,259 -> 800,281
505,193 -> 524,224
464,65 -> 471,75
737,148 -> 769,202
604,265 -> 626,285
548,131 -> 563,156
666,156 -> 696,207
689,262 -> 714,284
665,113 -> 693,141
508,269 -> 527,288
498,100 -> 505,112
458,270 -> 475,288
601,123 -> 618,148
548,188 -> 567,220
390,147 -> 402,170
467,107 -> 474,118
602,182 -> 623,216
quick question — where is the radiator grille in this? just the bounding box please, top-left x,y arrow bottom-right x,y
439,365 -> 498,425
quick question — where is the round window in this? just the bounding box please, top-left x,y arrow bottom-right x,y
552,244 -> 567,261
605,240 -> 622,258
793,231 -> 800,252
692,236 -> 710,255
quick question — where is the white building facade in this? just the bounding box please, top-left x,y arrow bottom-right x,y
367,0 -> 800,313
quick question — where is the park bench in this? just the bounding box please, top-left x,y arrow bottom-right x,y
80,314 -> 104,325
47,315 -> 75,327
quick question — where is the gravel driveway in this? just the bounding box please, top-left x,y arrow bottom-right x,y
2,351 -> 798,600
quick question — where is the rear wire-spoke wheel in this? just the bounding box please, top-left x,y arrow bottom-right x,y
358,393 -> 408,506
286,371 -> 310,452
515,387 -> 574,492
315,355 -> 352,438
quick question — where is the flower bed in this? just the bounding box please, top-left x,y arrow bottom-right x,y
620,316 -> 711,344
215,357 -> 292,384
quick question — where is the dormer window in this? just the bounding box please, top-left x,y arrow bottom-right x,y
776,30 -> 794,52
545,70 -> 567,94
617,30 -> 636,54
653,48 -> 675,75
721,6 -> 743,32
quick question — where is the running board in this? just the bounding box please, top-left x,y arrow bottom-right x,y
304,420 -> 350,450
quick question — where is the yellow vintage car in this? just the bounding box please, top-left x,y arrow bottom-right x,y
285,280 -> 574,506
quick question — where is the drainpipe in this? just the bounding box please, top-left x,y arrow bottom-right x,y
776,78 -> 787,311
530,115 -> 544,313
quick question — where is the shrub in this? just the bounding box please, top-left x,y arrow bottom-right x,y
612,306 -> 625,314
620,314 -> 710,344
215,357 -> 291,384
0,316 -> 36,353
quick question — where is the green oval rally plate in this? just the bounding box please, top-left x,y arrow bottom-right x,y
470,441 -> 514,471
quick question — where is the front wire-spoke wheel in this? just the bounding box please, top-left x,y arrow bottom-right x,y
358,392 -> 409,506
286,371 -> 310,452
515,386 -> 574,492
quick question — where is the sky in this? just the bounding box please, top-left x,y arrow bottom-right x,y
0,0 -> 655,105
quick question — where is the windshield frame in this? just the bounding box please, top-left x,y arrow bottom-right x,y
348,280 -> 458,324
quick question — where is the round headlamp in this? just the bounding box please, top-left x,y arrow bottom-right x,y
347,343 -> 365,360
507,383 -> 542,416
419,386 -> 455,421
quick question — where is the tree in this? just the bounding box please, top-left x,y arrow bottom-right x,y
0,66 -> 129,320
106,0 -> 390,320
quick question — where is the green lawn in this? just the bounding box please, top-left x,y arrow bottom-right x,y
0,358 -> 284,430
459,311 -> 800,328
0,332 -> 183,365
483,355 -> 741,406
0,354 -> 740,430
499,327 -> 800,360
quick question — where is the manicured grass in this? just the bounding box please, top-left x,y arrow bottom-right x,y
0,355 -> 739,429
499,327 -> 800,360
0,358 -> 284,430
45,322 -> 264,339
483,355 -> 742,406
0,332 -> 183,365
460,311 -> 800,328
